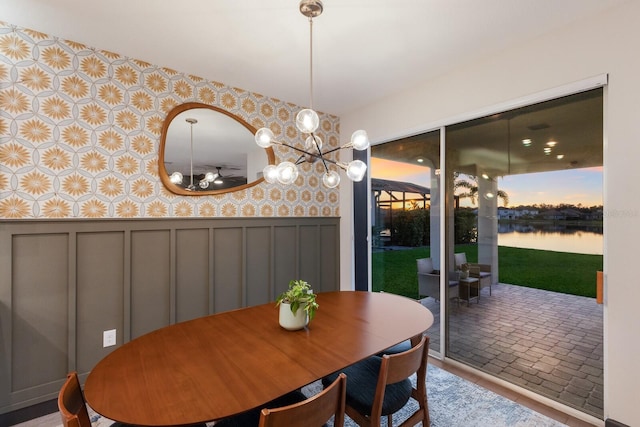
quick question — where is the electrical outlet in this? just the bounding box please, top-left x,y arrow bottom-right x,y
103,329 -> 116,347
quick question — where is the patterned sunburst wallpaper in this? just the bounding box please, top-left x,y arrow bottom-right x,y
0,22 -> 341,219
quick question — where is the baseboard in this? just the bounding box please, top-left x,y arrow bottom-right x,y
605,419 -> 630,427
0,399 -> 58,426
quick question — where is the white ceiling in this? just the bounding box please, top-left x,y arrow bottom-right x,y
2,0 -> 625,116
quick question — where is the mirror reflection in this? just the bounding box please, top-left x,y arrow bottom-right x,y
159,103 -> 275,195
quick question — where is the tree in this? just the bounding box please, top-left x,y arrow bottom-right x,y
454,173 -> 509,207
391,206 -> 430,247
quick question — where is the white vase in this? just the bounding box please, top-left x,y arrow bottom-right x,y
279,302 -> 308,330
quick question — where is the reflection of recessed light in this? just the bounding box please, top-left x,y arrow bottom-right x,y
522,139 -> 532,146
546,141 -> 557,147
481,173 -> 490,180
556,154 -> 565,159
544,147 -> 552,155
417,158 -> 424,163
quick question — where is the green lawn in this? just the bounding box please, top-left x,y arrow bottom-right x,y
372,244 -> 603,299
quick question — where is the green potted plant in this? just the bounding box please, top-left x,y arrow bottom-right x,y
276,279 -> 319,330
459,263 -> 470,279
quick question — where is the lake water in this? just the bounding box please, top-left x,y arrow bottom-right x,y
497,223 -> 603,255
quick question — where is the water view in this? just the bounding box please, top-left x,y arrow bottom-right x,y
498,223 -> 603,255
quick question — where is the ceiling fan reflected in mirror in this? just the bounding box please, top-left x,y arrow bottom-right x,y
211,166 -> 248,187
213,167 -> 224,185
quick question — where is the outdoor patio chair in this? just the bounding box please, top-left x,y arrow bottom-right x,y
454,253 -> 492,296
417,258 -> 459,305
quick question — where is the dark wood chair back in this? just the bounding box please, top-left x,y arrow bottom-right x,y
58,372 -> 92,427
258,373 -> 347,427
348,334 -> 430,427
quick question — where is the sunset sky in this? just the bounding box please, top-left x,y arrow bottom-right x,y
371,158 -> 603,207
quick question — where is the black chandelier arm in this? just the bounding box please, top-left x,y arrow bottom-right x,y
321,145 -> 343,156
277,140 -> 338,171
277,140 -> 306,153
310,132 -> 331,173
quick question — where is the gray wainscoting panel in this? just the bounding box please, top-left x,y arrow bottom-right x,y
76,231 -> 125,374
299,225 -> 320,287
11,233 -> 69,393
274,226 -> 297,297
320,224 -> 339,293
175,228 -> 210,322
0,217 -> 340,414
131,230 -> 171,339
245,227 -> 272,307
213,227 -> 243,312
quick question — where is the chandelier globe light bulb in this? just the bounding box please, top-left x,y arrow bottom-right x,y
296,109 -> 320,134
322,170 -> 341,188
350,130 -> 370,151
255,128 -> 275,148
346,160 -> 367,182
263,164 -> 279,184
305,134 -> 323,152
277,162 -> 299,185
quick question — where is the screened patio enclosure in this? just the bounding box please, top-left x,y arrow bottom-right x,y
371,177 -> 430,248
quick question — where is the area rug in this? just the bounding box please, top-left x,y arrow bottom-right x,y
301,364 -> 567,427
83,364 -> 566,427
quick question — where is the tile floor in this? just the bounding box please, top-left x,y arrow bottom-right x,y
422,282 -> 603,424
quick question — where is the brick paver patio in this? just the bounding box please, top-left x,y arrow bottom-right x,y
421,282 -> 603,419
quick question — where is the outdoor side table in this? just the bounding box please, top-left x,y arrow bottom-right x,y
459,277 -> 480,306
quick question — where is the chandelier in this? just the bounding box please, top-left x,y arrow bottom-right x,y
254,0 -> 369,188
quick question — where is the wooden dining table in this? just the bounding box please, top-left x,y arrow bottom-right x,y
84,290 -> 434,426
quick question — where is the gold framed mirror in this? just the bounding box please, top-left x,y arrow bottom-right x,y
159,102 -> 275,195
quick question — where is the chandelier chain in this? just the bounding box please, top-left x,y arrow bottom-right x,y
309,17 -> 314,110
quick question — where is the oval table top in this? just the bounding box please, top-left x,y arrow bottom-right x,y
84,290 -> 434,426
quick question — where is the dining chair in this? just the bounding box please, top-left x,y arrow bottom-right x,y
216,373 -> 346,427
58,372 -> 94,427
58,372 -> 139,427
323,334 -> 430,427
258,372 -> 347,427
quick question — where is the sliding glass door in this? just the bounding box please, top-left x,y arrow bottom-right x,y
369,130 -> 443,354
362,87 -> 604,418
444,88 -> 603,418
